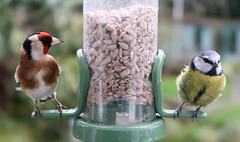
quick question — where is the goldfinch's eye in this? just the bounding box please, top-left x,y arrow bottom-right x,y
41,38 -> 46,43
40,37 -> 52,45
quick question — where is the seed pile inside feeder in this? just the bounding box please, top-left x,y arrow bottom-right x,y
84,4 -> 158,104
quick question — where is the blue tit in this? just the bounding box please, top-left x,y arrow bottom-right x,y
174,50 -> 226,119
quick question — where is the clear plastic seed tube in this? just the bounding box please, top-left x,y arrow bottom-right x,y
83,0 -> 159,125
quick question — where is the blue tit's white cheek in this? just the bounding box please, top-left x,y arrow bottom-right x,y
216,64 -> 223,75
193,56 -> 212,73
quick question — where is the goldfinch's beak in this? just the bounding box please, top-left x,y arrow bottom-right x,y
51,37 -> 63,46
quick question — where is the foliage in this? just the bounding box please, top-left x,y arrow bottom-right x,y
162,105 -> 240,142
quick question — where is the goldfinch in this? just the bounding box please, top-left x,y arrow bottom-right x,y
15,32 -> 67,119
174,50 -> 226,119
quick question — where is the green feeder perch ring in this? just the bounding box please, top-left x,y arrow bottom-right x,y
31,49 -> 207,142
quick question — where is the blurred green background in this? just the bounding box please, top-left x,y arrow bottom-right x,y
0,0 -> 240,142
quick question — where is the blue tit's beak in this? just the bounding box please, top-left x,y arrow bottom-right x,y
213,63 -> 219,67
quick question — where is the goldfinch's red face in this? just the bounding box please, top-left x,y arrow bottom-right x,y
38,32 -> 52,55
23,32 -> 63,60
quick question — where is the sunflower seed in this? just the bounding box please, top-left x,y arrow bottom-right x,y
102,56 -> 111,65
92,40 -> 102,48
110,49 -> 118,58
105,24 -> 116,31
123,34 -> 133,42
114,66 -> 126,72
118,42 -> 129,50
120,69 -> 130,78
111,31 -> 117,43
107,45 -> 117,50
103,40 -> 112,45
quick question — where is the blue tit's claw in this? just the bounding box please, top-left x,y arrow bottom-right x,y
173,112 -> 177,120
192,106 -> 201,121
173,102 -> 185,120
173,107 -> 181,120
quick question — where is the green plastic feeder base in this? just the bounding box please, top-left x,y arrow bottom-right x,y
73,117 -> 166,142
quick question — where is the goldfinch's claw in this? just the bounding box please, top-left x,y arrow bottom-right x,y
52,95 -> 67,118
56,104 -> 67,118
34,106 -> 42,120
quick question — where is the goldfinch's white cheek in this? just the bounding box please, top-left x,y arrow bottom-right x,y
31,41 -> 44,60
28,34 -> 38,41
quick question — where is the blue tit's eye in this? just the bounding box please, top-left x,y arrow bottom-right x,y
203,58 -> 209,62
218,60 -> 220,64
201,57 -> 213,64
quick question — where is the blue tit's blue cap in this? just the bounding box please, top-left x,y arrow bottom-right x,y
199,50 -> 219,57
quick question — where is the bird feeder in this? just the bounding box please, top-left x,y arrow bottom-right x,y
32,0 -> 207,141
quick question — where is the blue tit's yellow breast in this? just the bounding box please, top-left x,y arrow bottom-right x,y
176,66 -> 226,107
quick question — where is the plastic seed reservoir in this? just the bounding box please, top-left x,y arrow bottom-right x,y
83,0 -> 158,125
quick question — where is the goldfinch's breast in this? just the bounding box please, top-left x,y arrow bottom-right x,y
25,70 -> 57,100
